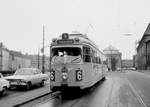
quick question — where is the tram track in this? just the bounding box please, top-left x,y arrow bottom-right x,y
13,91 -> 61,107
127,78 -> 147,107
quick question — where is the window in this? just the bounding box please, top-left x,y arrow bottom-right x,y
96,57 -> 99,63
51,47 -> 82,63
83,46 -> 91,62
92,50 -> 96,63
52,47 -> 81,57
99,57 -> 101,64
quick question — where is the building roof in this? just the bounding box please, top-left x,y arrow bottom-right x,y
103,45 -> 121,55
9,50 -> 30,59
144,23 -> 150,35
103,45 -> 118,51
137,23 -> 150,51
9,50 -> 22,57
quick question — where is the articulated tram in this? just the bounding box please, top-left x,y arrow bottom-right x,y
50,33 -> 107,91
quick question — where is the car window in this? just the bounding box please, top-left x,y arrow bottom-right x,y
15,68 -> 34,75
38,70 -> 42,74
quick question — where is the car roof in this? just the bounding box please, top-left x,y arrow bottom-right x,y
18,68 -> 40,71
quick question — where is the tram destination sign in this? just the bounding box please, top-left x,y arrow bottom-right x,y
57,40 -> 74,44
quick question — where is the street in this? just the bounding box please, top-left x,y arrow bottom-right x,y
0,81 -> 51,107
33,71 -> 150,107
127,71 -> 150,106
1,71 -> 150,107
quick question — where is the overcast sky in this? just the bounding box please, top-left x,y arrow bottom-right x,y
0,0 -> 150,59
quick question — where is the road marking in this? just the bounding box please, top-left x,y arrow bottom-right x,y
135,71 -> 150,79
127,78 -> 147,107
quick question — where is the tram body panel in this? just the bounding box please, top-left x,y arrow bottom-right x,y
50,64 -> 84,88
50,33 -> 107,90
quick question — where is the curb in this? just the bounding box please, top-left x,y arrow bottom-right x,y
13,91 -> 52,107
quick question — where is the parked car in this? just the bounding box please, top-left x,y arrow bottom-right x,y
116,67 -> 121,71
5,68 -> 49,90
0,73 -> 9,95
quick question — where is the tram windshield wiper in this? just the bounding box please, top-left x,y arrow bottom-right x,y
71,56 -> 81,63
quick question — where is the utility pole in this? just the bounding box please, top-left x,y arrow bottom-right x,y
0,43 -> 2,71
42,25 -> 45,73
37,48 -> 40,69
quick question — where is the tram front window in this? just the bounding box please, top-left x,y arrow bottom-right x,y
51,47 -> 81,63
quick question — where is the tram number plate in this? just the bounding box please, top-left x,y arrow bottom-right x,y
57,40 -> 74,44
61,83 -> 68,86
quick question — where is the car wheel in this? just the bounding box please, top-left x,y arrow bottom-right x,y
26,82 -> 31,90
0,88 -> 6,95
102,76 -> 106,81
2,88 -> 6,95
40,80 -> 44,87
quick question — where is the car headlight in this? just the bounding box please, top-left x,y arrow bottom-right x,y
20,79 -> 26,83
17,80 -> 26,85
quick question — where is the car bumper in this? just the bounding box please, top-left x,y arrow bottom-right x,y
10,82 -> 27,86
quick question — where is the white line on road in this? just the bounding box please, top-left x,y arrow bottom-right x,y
135,71 -> 150,79
127,78 -> 147,107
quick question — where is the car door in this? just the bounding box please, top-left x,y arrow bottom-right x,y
34,70 -> 41,84
36,70 -> 43,83
30,70 -> 38,85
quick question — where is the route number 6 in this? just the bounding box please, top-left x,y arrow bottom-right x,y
76,70 -> 82,81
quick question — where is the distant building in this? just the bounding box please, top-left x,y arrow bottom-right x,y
136,23 -> 150,70
122,59 -> 133,68
0,42 -> 49,73
9,50 -> 31,71
133,55 -> 138,69
0,43 -> 10,71
26,54 -> 49,71
103,45 -> 122,71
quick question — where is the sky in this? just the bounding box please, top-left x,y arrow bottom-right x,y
0,0 -> 150,59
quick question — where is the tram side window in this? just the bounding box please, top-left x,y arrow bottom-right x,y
92,50 -> 96,63
83,46 -> 91,62
99,57 -> 101,64
96,57 -> 99,63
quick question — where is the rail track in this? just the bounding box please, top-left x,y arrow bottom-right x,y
127,78 -> 147,107
13,91 -> 61,107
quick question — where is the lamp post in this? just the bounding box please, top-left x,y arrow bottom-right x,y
37,48 -> 40,69
42,25 -> 45,73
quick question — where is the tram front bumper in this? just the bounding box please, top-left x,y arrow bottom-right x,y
50,81 -> 84,89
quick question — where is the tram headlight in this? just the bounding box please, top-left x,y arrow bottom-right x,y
50,69 -> 55,81
62,33 -> 69,39
62,72 -> 68,80
76,69 -> 82,81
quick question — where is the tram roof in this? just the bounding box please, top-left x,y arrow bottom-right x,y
51,33 -> 106,56
69,33 -> 104,53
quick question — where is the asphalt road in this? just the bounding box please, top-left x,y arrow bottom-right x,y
0,82 -> 51,107
35,71 -> 146,107
1,71 -> 150,107
126,71 -> 150,107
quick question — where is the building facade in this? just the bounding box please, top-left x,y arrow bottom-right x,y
136,23 -> 150,70
26,55 -> 49,71
0,43 -> 10,71
122,60 -> 133,68
0,42 -> 49,73
103,45 -> 122,71
9,50 -> 31,71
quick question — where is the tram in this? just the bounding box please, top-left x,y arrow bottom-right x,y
50,33 -> 107,91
